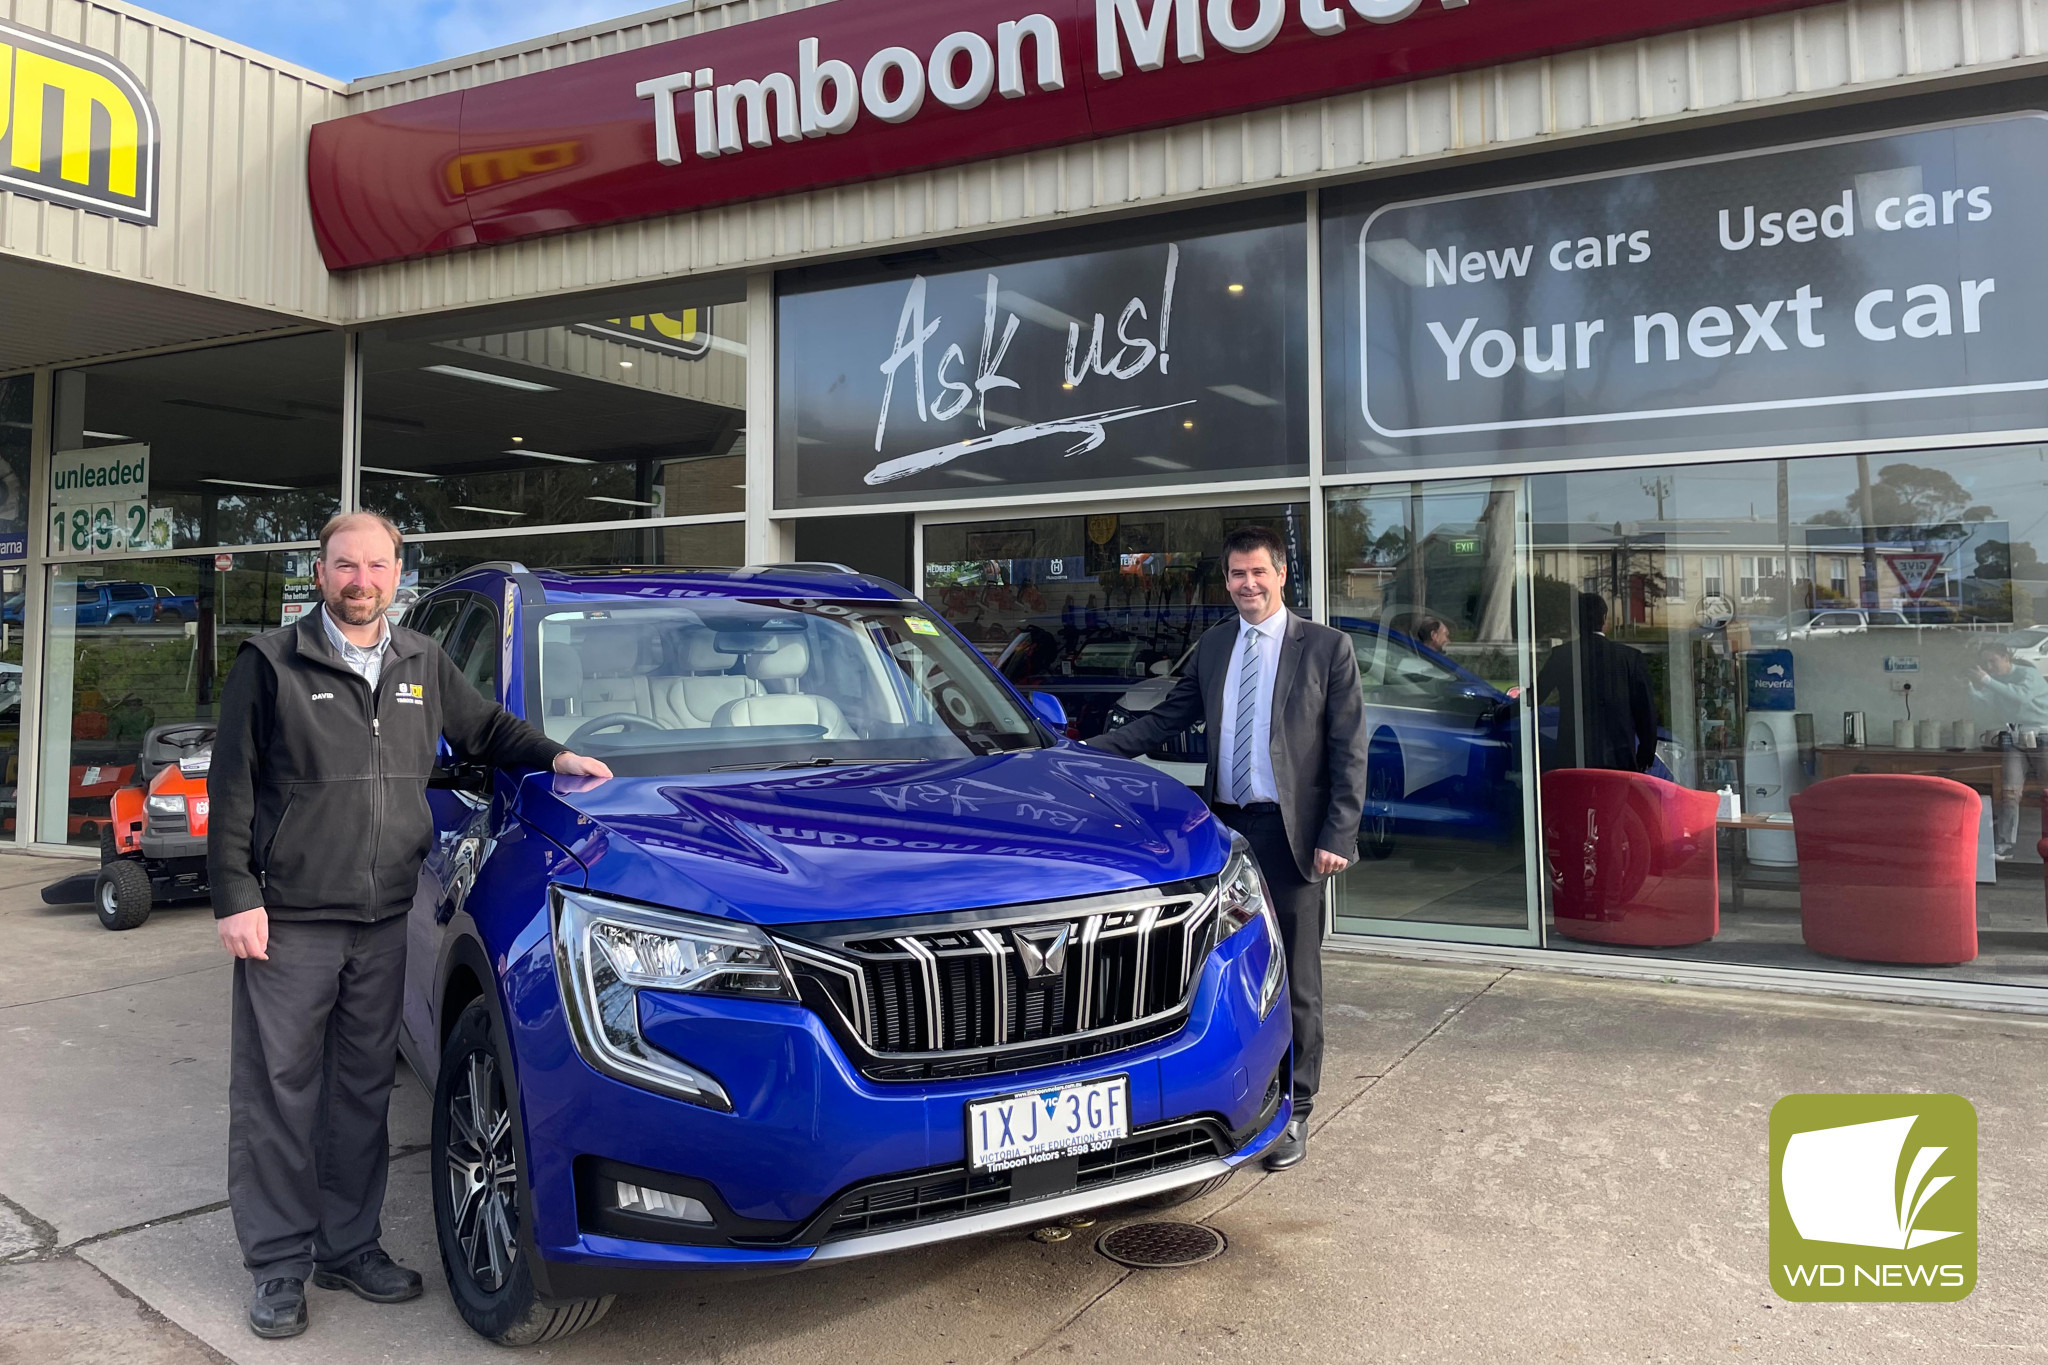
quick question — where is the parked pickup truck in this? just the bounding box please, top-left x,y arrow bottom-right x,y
72,582 -> 197,626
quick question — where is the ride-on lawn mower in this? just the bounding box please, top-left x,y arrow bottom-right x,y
41,723 -> 214,930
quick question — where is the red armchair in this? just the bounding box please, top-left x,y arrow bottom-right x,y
1791,775 -> 1978,965
1541,769 -> 1720,947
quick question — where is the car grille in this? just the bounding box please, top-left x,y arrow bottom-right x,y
774,887 -> 1218,1077
817,1119 -> 1229,1243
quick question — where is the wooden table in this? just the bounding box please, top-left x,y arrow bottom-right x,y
1717,815 -> 1794,831
1716,815 -> 1799,909
1813,745 -> 2003,799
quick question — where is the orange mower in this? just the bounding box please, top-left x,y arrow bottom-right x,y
43,723 -> 216,930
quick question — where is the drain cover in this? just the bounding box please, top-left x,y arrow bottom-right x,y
1095,1221 -> 1226,1269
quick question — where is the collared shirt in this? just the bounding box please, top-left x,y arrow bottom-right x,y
320,603 -> 393,689
1216,609 -> 1286,804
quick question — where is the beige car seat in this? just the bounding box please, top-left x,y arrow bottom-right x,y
539,643 -> 585,743
653,629 -> 755,729
712,639 -> 853,739
577,627 -> 653,722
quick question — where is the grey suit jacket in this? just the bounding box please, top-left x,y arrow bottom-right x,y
1087,611 -> 1369,883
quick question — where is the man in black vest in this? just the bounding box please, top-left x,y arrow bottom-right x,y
1084,526 -> 1368,1172
209,513 -> 610,1339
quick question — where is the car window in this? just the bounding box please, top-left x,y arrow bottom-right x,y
533,599 -> 1045,776
1812,612 -> 1855,628
1869,611 -> 1909,627
75,586 -> 99,604
109,583 -> 150,601
444,603 -> 498,703
410,597 -> 464,645
1352,627 -> 1457,693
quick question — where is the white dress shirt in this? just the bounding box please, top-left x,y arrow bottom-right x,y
1216,609 -> 1286,804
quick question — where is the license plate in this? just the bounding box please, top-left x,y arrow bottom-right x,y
968,1076 -> 1129,1171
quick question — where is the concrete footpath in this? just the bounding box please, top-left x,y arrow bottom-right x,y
2,848 -> 2043,1365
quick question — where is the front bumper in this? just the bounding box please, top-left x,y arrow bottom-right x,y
500,903 -> 1290,1295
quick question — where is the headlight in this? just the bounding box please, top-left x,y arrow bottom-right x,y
554,888 -> 799,1111
146,794 -> 186,820
1106,706 -> 1132,729
1214,838 -> 1286,1022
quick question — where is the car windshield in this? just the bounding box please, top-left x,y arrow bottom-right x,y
532,598 -> 1048,776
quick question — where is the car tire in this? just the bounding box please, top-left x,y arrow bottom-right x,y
433,1000 -> 613,1346
1128,1171 -> 1233,1211
1361,735 -> 1402,861
94,859 -> 153,930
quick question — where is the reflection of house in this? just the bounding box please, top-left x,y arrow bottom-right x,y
1530,519 -> 2026,629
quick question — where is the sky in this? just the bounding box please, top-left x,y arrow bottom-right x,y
140,0 -> 642,79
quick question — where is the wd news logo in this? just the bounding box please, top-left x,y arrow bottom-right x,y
0,20 -> 160,225
1769,1094 -> 1977,1302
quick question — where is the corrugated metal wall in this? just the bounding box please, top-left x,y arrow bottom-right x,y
0,0 -> 348,324
334,0 -> 2048,326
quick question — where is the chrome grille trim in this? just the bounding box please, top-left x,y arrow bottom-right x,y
773,887 -> 1218,1066
898,936 -> 945,1051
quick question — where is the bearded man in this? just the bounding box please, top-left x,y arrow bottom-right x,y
208,512 -> 611,1339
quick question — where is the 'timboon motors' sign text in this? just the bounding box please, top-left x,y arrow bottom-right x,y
308,0 -> 1838,270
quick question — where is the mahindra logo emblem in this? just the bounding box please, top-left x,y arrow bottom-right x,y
1010,925 -> 1072,981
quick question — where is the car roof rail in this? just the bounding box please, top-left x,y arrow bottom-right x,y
759,561 -> 858,574
453,560 -> 530,576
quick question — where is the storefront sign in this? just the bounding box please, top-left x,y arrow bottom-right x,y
1329,115 -> 2048,472
48,444 -> 150,557
776,210 -> 1307,506
307,0 -> 1837,270
0,20 -> 160,226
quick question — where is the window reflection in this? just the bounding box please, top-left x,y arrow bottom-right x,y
1529,446 -> 2048,985
361,302 -> 747,535
52,334 -> 345,550
923,504 -> 1308,741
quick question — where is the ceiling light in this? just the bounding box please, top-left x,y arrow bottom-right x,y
619,361 -> 635,369
947,469 -> 1003,483
1182,420 -> 1196,430
83,430 -> 131,440
1227,283 -> 1245,294
505,448 -> 594,464
361,465 -> 435,479
509,435 -> 524,443
586,495 -> 660,507
203,477 -> 295,491
423,364 -> 558,392
1208,383 -> 1278,407
1135,455 -> 1190,471
453,504 -> 527,517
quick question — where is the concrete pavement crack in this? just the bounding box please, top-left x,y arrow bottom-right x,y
0,960 -> 229,1012
0,1188 -> 60,1259
59,1200 -> 233,1257
1006,968 -> 1513,1360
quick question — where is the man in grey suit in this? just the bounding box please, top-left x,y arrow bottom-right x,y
1086,526 -> 1368,1170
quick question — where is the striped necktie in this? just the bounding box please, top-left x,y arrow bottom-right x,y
1230,626 -> 1260,804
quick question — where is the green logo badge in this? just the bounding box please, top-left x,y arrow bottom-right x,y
1769,1094 -> 1976,1302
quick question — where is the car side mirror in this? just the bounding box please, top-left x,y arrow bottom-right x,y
1024,691 -> 1068,732
429,762 -> 492,795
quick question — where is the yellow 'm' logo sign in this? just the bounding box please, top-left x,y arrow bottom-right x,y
0,20 -> 159,225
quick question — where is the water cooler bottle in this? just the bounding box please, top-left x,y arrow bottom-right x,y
1745,710 -> 1811,867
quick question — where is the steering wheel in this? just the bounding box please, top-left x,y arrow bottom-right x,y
566,713 -> 667,747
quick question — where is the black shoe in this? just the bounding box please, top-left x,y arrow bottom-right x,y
312,1247 -> 424,1304
250,1277 -> 308,1339
1262,1120 -> 1308,1172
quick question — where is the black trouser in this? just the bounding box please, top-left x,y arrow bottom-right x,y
1215,803 -> 1324,1121
228,914 -> 407,1286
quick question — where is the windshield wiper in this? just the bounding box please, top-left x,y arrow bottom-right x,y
710,757 -> 925,772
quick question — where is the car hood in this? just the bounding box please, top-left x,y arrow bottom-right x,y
1114,675 -> 1179,712
519,746 -> 1228,927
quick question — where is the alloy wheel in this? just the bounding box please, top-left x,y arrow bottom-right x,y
445,1049 -> 520,1292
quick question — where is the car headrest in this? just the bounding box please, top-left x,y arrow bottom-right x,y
579,628 -> 641,676
681,629 -> 735,674
541,643 -> 583,700
746,638 -> 810,680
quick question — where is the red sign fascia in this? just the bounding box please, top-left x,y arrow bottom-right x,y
309,0 -> 1840,272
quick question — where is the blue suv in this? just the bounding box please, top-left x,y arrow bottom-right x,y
399,564 -> 1292,1344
